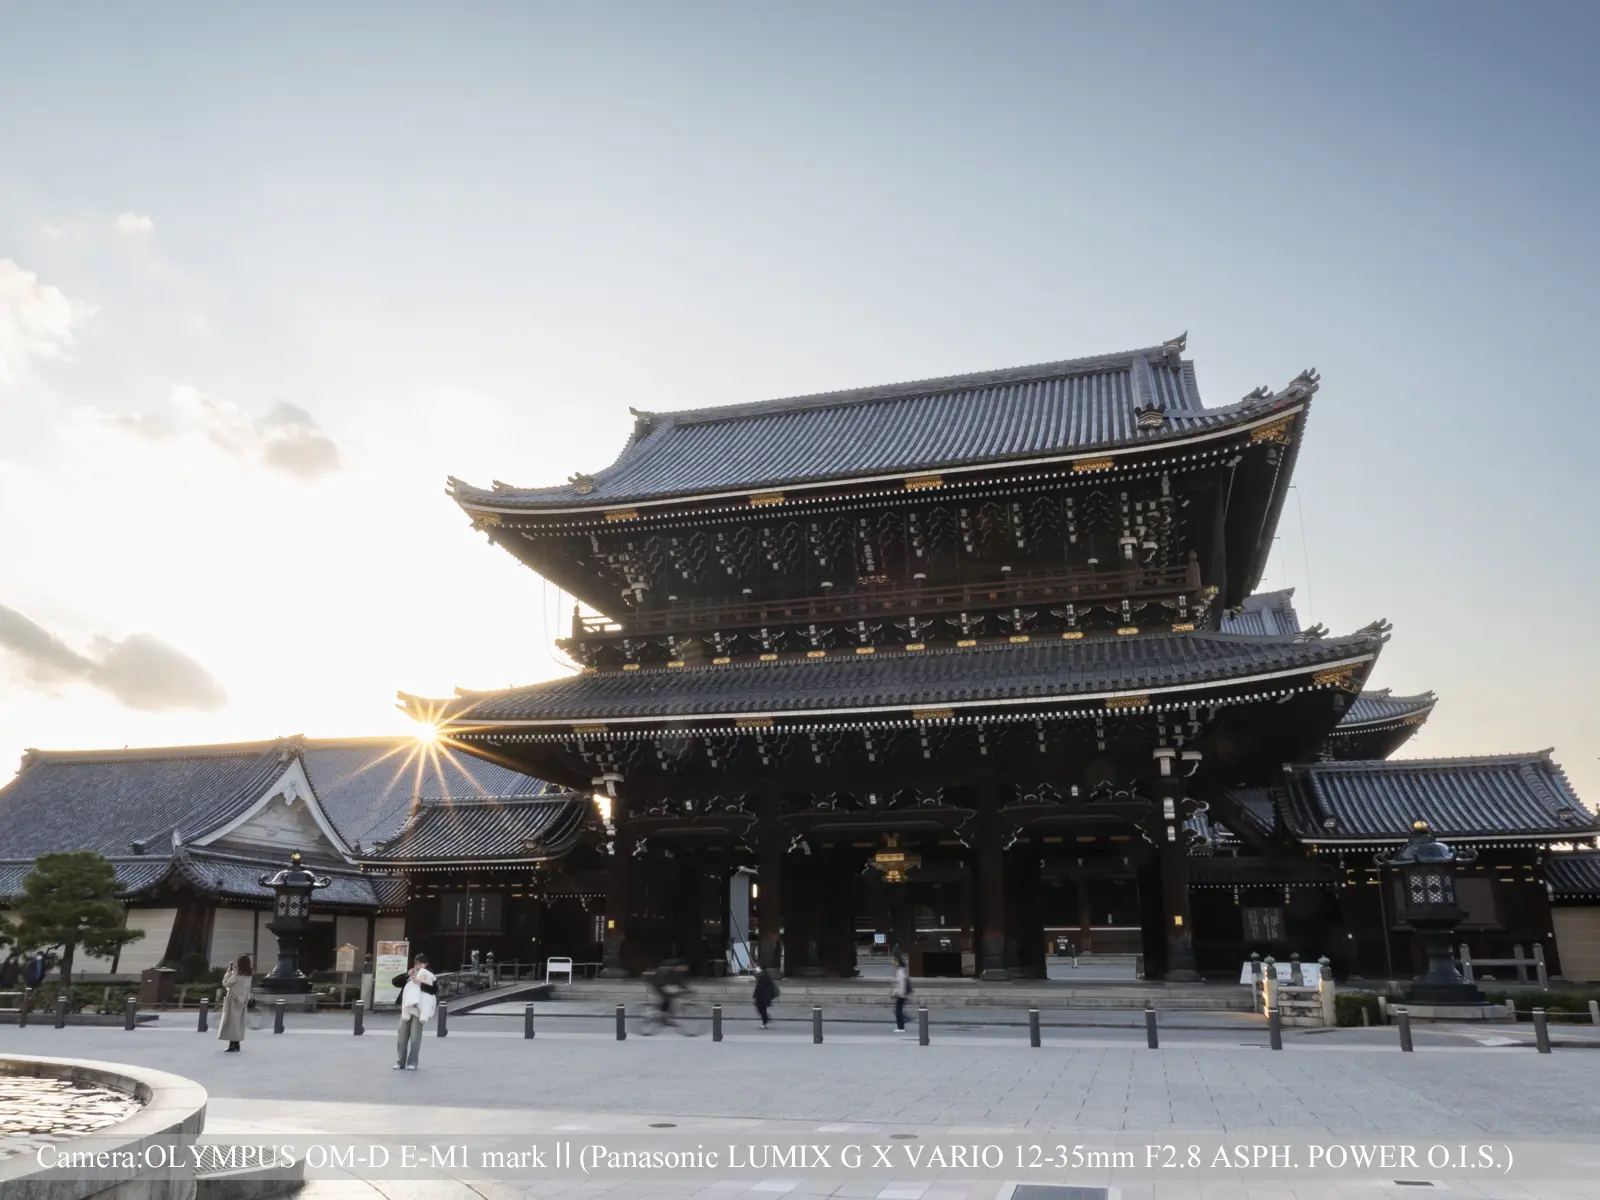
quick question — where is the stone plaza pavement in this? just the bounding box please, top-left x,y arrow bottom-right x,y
5,1014 -> 1600,1199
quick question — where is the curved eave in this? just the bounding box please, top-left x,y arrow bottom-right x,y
449,399 -> 1308,520
1235,403 -> 1311,602
400,647 -> 1381,732
1302,830 -> 1600,847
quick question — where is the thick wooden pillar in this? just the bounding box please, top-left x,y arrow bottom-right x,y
1076,871 -> 1094,954
1154,750 -> 1200,981
757,791 -> 785,974
977,782 -> 1009,981
599,793 -> 632,977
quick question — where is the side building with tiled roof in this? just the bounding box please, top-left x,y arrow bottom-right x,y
0,737 -> 602,980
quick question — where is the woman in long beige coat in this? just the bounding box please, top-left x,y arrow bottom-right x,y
218,954 -> 252,1051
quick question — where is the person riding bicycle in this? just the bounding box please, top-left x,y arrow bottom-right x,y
647,959 -> 692,1025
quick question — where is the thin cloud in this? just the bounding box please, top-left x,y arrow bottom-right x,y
82,387 -> 343,481
0,603 -> 226,713
113,212 -> 154,236
0,258 -> 93,387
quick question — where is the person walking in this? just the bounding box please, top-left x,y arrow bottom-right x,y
752,966 -> 778,1029
217,954 -> 252,1052
392,954 -> 437,1071
891,954 -> 911,1033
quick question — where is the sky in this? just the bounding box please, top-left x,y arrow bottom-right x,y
0,2 -> 1596,801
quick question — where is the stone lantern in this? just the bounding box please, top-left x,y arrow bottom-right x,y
1376,820 -> 1485,1005
256,851 -> 331,994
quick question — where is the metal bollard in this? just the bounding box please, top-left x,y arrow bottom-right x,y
437,1002 -> 448,1037
523,1003 -> 535,1040
1590,1000 -> 1600,1026
918,1005 -> 929,1046
273,999 -> 286,1035
1397,1006 -> 1413,1052
1533,1007 -> 1551,1054
1268,1006 -> 1282,1051
1028,1008 -> 1041,1047
18,990 -> 29,1028
1361,1006 -> 1370,1028
616,1004 -> 626,1041
1145,1007 -> 1158,1049
712,1003 -> 722,1042
197,999 -> 209,1033
354,1001 -> 365,1036
54,997 -> 68,1029
124,996 -> 137,1031
812,1005 -> 822,1044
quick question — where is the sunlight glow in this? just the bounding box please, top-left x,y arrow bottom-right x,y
415,722 -> 439,745
593,792 -> 612,822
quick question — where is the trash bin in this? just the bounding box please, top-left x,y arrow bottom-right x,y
138,968 -> 176,1006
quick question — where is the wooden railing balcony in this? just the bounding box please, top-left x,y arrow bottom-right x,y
573,559 -> 1203,641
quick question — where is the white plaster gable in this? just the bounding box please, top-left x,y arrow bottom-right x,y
194,757 -> 353,861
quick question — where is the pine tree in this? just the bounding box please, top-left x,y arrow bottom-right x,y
15,852 -> 144,988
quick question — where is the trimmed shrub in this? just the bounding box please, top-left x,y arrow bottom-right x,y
1335,990 -> 1382,1027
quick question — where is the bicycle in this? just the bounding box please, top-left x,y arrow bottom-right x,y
638,989 -> 701,1036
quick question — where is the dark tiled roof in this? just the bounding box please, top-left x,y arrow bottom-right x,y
1221,589 -> 1302,637
368,875 -> 410,908
0,745 -> 288,861
1334,689 -> 1437,728
1216,787 -> 1279,842
301,740 -> 559,851
0,857 -> 172,902
1547,853 -> 1600,899
422,628 -> 1385,724
172,850 -> 381,908
363,796 -> 590,864
1279,753 -> 1596,842
451,340 -> 1317,510
0,738 -> 564,896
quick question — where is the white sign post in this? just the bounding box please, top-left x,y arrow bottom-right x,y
374,940 -> 409,1008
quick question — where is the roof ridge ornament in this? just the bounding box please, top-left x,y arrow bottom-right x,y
568,472 -> 596,495
1281,368 -> 1321,401
1293,623 -> 1327,642
1161,331 -> 1187,362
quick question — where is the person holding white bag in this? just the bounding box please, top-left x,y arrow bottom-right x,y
392,954 -> 437,1071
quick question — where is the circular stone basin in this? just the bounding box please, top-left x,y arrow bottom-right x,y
0,1076 -> 143,1161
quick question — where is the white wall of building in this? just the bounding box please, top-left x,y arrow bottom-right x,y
209,907 -> 256,969
118,908 -> 178,973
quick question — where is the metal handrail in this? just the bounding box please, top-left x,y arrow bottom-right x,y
574,560 -> 1201,639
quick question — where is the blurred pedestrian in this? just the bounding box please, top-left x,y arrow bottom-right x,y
891,954 -> 910,1033
752,966 -> 778,1029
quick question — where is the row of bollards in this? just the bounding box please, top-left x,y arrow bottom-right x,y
79,993 -> 1564,1053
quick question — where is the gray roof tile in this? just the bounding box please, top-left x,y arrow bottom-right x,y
1279,753 -> 1595,841
1221,589 -> 1302,637
451,340 -> 1315,510
425,627 -> 1385,724
301,741 -> 559,851
0,745 -> 287,861
1336,689 -> 1437,728
364,796 -> 589,864
1547,852 -> 1600,898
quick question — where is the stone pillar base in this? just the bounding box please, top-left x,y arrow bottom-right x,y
1164,969 -> 1201,983
979,967 -> 1012,982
